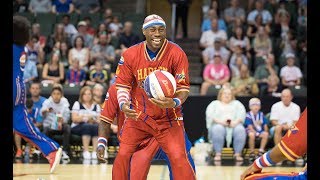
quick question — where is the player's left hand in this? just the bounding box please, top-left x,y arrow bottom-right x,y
240,164 -> 262,180
149,97 -> 175,108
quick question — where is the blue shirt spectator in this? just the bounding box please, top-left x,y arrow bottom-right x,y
201,18 -> 227,32
52,0 -> 74,14
244,110 -> 268,134
23,59 -> 38,85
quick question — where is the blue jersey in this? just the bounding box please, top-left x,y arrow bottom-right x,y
13,44 -> 27,107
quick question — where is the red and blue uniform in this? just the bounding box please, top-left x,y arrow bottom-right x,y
100,84 -> 195,180
245,108 -> 307,180
13,44 -> 59,156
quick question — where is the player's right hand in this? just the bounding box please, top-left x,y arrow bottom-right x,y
96,146 -> 107,163
122,101 -> 138,119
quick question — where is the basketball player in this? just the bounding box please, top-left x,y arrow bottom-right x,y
96,83 -> 195,180
13,16 -> 62,173
240,108 -> 307,180
111,14 -> 196,179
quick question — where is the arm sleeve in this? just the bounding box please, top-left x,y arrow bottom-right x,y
278,108 -> 307,161
100,87 -> 118,124
269,104 -> 279,121
173,50 -> 190,93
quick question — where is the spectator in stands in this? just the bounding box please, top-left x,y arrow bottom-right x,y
26,35 -> 45,69
61,15 -> 78,38
279,29 -> 298,68
244,98 -> 269,162
206,85 -> 246,161
90,32 -> 115,70
13,0 -> 28,13
71,21 -> 94,49
254,53 -> 279,93
261,74 -> 282,97
71,86 -> 101,160
74,0 -> 100,14
87,60 -> 108,87
200,52 -> 230,95
65,58 -> 86,86
68,35 -> 90,71
109,16 -> 123,37
229,45 -> 249,73
30,81 -> 47,127
229,26 -> 251,59
93,23 -> 108,45
59,41 -> 70,70
231,64 -> 259,97
230,56 -> 246,78
169,0 -> 192,39
117,21 -> 141,54
31,23 -> 47,50
47,23 -> 70,53
208,0 -> 222,18
83,17 -> 96,36
269,88 -> 300,145
41,84 -> 71,160
52,0 -> 74,14
42,50 -> 65,85
28,0 -> 51,14
23,54 -> 38,88
224,0 -> 246,25
247,0 -> 272,25
92,83 -> 105,107
103,7 -> 113,20
200,17 -> 227,49
201,9 -> 227,33
253,26 -> 272,68
280,53 -> 303,88
246,13 -> 271,42
202,37 -> 230,64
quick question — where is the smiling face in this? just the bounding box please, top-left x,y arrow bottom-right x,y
143,25 -> 166,52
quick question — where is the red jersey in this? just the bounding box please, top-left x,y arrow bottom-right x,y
278,108 -> 307,161
116,39 -> 190,121
100,84 -> 125,136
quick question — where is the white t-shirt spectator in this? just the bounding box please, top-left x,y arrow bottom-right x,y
280,65 -> 303,82
29,0 -> 52,13
200,30 -> 227,48
270,101 -> 301,126
247,10 -> 273,24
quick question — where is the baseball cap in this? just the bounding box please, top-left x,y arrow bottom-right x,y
285,53 -> 295,59
77,21 -> 87,27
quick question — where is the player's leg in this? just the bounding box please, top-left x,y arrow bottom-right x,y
244,171 -> 307,180
13,106 -> 59,156
112,120 -> 152,180
155,131 -> 196,180
129,137 -> 160,180
13,106 -> 62,173
155,121 -> 196,180
14,132 -> 23,158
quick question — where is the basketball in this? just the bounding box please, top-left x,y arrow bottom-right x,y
144,70 -> 177,100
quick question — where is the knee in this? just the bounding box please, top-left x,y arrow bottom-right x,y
234,124 -> 246,134
274,125 -> 282,133
248,132 -> 255,139
261,131 -> 269,138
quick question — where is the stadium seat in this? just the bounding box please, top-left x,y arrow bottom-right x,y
15,12 -> 35,24
206,86 -> 221,96
35,13 -> 56,36
289,85 -> 307,97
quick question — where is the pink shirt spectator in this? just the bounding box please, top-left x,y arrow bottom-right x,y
203,63 -> 230,81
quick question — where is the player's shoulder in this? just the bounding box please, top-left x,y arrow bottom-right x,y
121,42 -> 144,62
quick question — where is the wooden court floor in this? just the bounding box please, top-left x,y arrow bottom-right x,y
13,163 -> 303,180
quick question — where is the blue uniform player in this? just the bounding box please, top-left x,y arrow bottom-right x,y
13,16 -> 62,173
